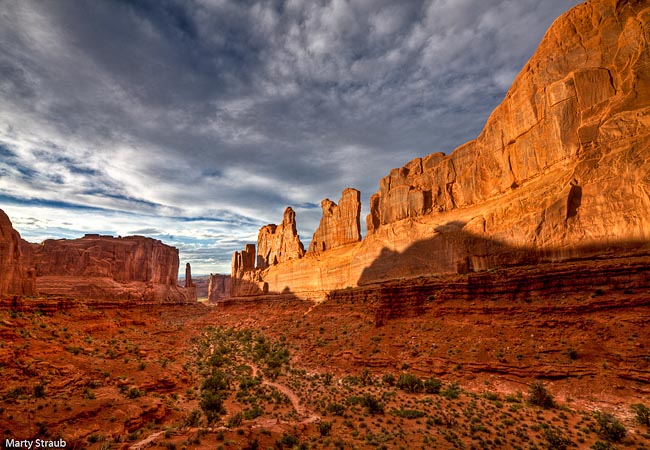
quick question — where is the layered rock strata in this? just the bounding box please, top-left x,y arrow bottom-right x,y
257,207 -> 305,269
367,0 -> 650,249
230,0 -> 650,298
0,209 -> 35,296
308,188 -> 361,253
29,234 -> 195,303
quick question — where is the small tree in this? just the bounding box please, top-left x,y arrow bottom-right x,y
200,370 -> 229,425
528,380 -> 555,409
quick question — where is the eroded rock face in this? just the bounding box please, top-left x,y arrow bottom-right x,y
207,274 -> 231,302
30,234 -> 195,303
0,209 -> 35,296
366,0 -> 650,253
308,188 -> 361,253
229,0 -> 650,297
256,207 -> 305,268
232,244 -> 256,277
185,263 -> 193,288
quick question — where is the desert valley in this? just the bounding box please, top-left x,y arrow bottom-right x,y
2,0 -> 650,449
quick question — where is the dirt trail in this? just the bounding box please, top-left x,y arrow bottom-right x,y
129,431 -> 165,450
250,363 -> 320,424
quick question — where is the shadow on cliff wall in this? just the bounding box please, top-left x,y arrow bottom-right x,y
226,275 -> 303,303
357,220 -> 650,287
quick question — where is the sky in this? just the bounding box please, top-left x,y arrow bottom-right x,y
0,0 -> 582,275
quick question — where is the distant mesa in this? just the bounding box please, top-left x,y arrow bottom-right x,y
229,0 -> 650,300
0,213 -> 196,304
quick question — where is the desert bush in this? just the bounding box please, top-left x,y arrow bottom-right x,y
528,381 -> 555,409
631,403 -> 650,428
594,411 -> 626,442
424,376 -> 442,394
567,347 -> 578,360
590,441 -> 615,450
277,434 -> 298,448
33,382 -> 46,398
382,373 -> 395,386
184,409 -> 202,427
226,412 -> 243,428
391,408 -> 426,419
319,421 -> 333,436
544,427 -> 572,450
200,369 -> 229,425
397,373 -> 423,393
327,402 -> 346,416
441,382 -> 461,399
243,404 -> 263,420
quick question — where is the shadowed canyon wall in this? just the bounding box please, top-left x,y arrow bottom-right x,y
0,210 -> 35,296
230,0 -> 650,299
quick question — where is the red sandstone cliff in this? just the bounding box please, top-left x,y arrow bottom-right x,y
29,234 -> 195,303
230,0 -> 650,297
308,188 -> 361,253
0,210 -> 35,296
207,273 -> 231,302
257,207 -> 305,269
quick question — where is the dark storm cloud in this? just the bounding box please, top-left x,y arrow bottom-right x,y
0,0 -> 582,272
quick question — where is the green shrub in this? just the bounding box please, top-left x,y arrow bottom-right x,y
243,404 -> 263,420
528,381 -> 554,409
382,373 -> 395,386
278,434 -> 298,448
594,411 -> 626,442
631,403 -> 650,428
424,377 -> 442,394
226,412 -> 243,428
591,441 -> 615,450
33,383 -> 46,399
397,373 -> 423,393
328,402 -> 346,416
441,382 -> 461,399
319,421 -> 333,436
391,408 -> 426,419
544,427 -> 572,450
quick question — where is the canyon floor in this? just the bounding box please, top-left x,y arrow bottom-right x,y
2,262 -> 650,450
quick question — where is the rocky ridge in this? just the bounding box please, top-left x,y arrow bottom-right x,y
229,0 -> 650,299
